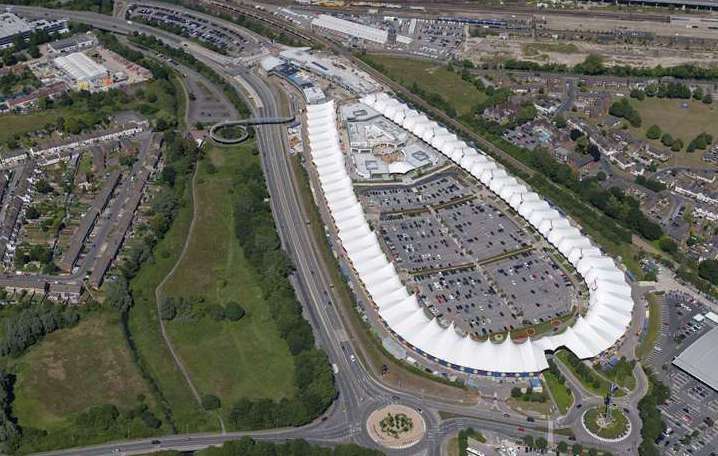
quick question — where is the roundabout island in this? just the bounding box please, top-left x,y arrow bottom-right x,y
366,404 -> 426,449
582,406 -> 632,442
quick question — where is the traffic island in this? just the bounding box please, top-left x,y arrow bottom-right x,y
582,406 -> 631,442
367,404 -> 426,449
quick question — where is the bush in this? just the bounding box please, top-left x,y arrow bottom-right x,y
202,394 -> 221,410
207,304 -> 226,321
225,302 -> 246,321
159,298 -> 177,321
659,237 -> 678,254
661,133 -> 674,147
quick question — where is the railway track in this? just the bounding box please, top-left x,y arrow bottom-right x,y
260,0 -> 672,23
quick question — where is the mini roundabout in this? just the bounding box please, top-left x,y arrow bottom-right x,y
581,406 -> 632,442
366,404 -> 426,449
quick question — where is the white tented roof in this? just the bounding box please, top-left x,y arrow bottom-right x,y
309,93 -> 635,374
54,52 -> 107,82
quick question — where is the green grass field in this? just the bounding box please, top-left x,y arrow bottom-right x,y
363,54 -> 486,116
10,312 -> 156,430
543,372 -> 573,415
630,97 -> 718,169
637,293 -> 662,360
128,174 -> 213,431
162,144 -> 297,410
0,110 -> 70,145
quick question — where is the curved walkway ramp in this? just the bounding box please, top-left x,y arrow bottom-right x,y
209,116 -> 295,144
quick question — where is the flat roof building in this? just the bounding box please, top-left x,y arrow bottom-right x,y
0,13 -> 31,48
673,326 -> 718,391
54,52 -> 108,82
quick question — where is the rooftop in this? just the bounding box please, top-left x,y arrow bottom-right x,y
673,326 -> 718,391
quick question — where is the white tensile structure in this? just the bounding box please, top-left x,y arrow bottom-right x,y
305,95 -> 634,375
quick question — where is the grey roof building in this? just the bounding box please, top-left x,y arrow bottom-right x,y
673,326 -> 718,391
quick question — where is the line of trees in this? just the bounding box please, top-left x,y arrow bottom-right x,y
198,437 -> 383,456
505,53 -> 718,82
634,175 -> 666,193
126,33 -> 250,117
230,157 -> 336,429
638,369 -> 670,456
609,98 -> 641,127
0,304 -> 80,358
0,371 -> 20,453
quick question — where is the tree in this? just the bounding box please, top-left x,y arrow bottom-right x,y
25,206 -> 40,219
659,237 -> 678,254
225,301 -> 246,321
596,171 -> 607,181
572,443 -> 583,455
698,259 -> 718,283
661,133 -> 674,147
202,394 -> 221,410
535,437 -> 548,450
159,297 -> 177,321
554,114 -> 567,129
511,387 -> 522,398
523,435 -> 534,448
646,124 -> 662,140
671,139 -> 684,152
703,92 -> 713,104
693,86 -> 704,100
557,441 -> 569,454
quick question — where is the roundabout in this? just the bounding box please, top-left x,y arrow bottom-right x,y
208,116 -> 295,145
581,406 -> 632,442
366,404 -> 426,449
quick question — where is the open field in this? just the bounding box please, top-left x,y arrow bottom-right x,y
637,293 -> 662,360
630,97 -> 718,169
10,312 -> 154,431
163,144 -> 297,410
544,372 -> 573,415
363,54 -> 486,116
128,172 -> 213,431
0,110 -> 70,145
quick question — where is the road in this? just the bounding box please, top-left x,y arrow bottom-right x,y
6,5 -> 646,455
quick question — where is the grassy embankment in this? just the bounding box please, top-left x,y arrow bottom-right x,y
636,292 -> 662,361
161,144 -> 297,414
361,54 -> 486,116
543,371 -> 574,415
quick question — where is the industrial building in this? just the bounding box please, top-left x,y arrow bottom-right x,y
0,12 -> 67,49
54,52 -> 109,83
673,326 -> 718,391
47,33 -> 98,54
311,14 -> 412,45
0,12 -> 31,49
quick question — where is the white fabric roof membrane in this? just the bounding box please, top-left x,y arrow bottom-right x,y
310,95 -> 635,374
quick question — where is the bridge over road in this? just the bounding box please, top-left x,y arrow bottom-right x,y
209,116 -> 295,144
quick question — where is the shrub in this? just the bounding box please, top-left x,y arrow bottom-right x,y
225,301 -> 246,321
202,394 -> 221,410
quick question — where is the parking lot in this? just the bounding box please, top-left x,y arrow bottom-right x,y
378,213 -> 470,272
642,291 -> 718,456
411,248 -> 575,337
437,199 -> 528,262
359,173 -> 469,213
128,5 -> 252,56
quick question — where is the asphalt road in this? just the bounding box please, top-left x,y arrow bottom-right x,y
5,5 -> 647,456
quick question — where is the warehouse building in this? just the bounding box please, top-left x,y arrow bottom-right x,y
673,326 -> 718,391
54,52 -> 108,83
311,14 -> 411,45
47,33 -> 97,54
